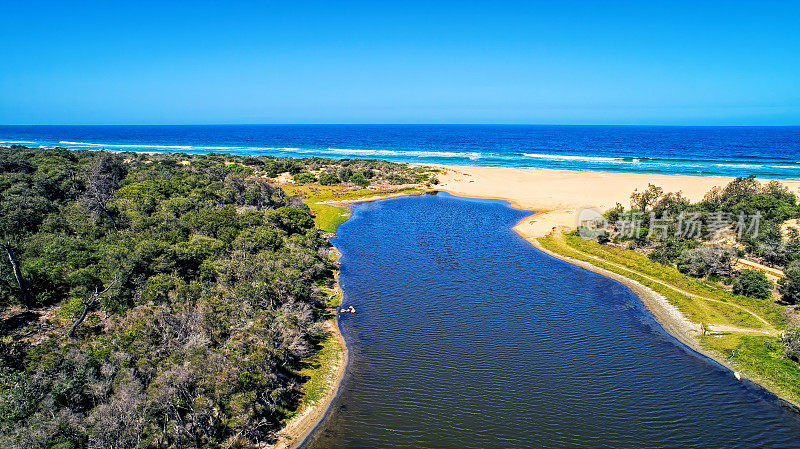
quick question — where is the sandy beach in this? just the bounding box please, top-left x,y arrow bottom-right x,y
433,165 -> 800,239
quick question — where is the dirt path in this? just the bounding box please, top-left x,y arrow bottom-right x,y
735,258 -> 784,282
546,233 -> 778,336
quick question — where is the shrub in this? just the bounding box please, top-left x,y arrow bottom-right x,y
649,238 -> 694,265
0,148 -> 336,447
293,172 -> 316,184
318,171 -> 340,186
778,261 -> 800,304
604,203 -> 625,223
350,172 -> 369,188
783,326 -> 800,361
732,269 -> 773,299
677,245 -> 735,278
337,167 -> 353,182
267,207 -> 315,235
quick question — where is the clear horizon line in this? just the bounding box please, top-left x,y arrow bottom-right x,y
2,123 -> 800,127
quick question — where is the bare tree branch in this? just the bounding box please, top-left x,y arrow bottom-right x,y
84,153 -> 126,231
68,276 -> 119,339
3,241 -> 33,310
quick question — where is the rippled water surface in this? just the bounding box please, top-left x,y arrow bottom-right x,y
304,193 -> 800,448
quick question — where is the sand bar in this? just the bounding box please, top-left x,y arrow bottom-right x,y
433,165 -> 800,239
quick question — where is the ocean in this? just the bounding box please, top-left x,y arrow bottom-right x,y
2,124 -> 800,178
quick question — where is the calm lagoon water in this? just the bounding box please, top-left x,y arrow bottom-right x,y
304,192 -> 800,448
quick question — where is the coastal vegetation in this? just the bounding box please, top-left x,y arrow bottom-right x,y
540,175 -> 800,404
0,146 -> 433,448
779,262 -> 800,305
283,184 -> 426,233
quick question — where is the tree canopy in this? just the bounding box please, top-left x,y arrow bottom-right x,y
0,147 -> 339,447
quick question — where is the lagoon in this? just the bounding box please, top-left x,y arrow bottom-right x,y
304,192 -> 800,448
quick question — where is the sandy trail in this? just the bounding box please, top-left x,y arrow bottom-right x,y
541,233 -> 778,335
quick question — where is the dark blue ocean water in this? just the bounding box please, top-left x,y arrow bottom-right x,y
2,125 -> 800,178
305,193 -> 800,448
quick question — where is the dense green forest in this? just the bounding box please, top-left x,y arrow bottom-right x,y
0,147 -> 430,448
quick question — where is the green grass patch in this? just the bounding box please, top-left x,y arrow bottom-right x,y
284,184 -> 424,233
702,334 -> 800,404
309,203 -> 349,233
538,233 -> 785,329
289,329 -> 344,420
319,283 -> 342,309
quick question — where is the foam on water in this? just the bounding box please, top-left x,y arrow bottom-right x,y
0,125 -> 797,178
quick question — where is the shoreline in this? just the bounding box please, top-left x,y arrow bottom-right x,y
528,227 -> 800,413
430,163 -> 800,410
279,163 -> 800,446
272,318 -> 347,449
275,191 -> 436,447
270,251 -> 349,449
431,164 -> 800,238
269,189 -> 435,448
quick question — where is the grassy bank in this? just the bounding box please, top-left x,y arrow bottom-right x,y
284,184 -> 424,232
701,334 -> 800,403
292,275 -> 344,417
539,233 -> 784,329
285,184 -> 427,405
538,232 -> 800,405
276,184 -> 430,445
291,328 -> 345,418
271,251 -> 347,448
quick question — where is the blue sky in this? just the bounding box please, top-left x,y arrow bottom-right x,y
2,1 -> 798,125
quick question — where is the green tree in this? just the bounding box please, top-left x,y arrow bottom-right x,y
630,184 -> 663,211
318,171 -> 340,186
649,238 -> 694,265
350,172 -> 370,188
293,172 -> 316,184
778,261 -> 800,304
337,167 -> 353,182
732,269 -> 773,299
267,207 -> 315,235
